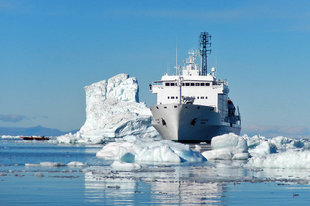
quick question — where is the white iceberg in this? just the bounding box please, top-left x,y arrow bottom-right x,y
202,133 -> 249,160
57,73 -> 158,144
96,136 -> 206,164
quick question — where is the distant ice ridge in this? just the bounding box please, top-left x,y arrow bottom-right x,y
57,74 -> 158,144
96,135 -> 206,169
202,133 -> 310,169
25,161 -> 87,167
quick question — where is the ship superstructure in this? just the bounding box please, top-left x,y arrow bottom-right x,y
150,32 -> 241,142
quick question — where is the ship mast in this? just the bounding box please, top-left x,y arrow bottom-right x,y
200,32 -> 211,76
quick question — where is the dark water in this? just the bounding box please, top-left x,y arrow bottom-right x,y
1,138 -> 310,205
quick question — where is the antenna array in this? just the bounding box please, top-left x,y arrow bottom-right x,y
200,32 -> 211,76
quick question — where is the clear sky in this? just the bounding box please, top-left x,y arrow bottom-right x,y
0,0 -> 309,137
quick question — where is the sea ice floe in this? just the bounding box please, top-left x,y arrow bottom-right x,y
247,150 -> 310,169
67,161 -> 88,167
25,162 -> 87,167
96,136 -> 206,164
25,162 -> 66,167
201,133 -> 310,169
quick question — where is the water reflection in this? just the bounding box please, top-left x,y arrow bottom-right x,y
83,159 -> 310,205
84,164 -> 225,205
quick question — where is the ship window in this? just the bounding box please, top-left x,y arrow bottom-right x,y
168,96 -> 170,99
185,83 -> 189,86
174,105 -> 177,108
171,96 -> 175,99
197,106 -> 200,109
191,83 -> 195,86
206,83 -> 210,86
171,83 -> 175,86
205,96 -> 208,99
176,96 -> 178,99
165,83 -> 170,86
210,108 -> 214,111
201,96 -> 204,99
195,83 -> 200,86
164,106 -> 167,109
197,96 -> 199,99
156,106 -> 159,109
201,83 -> 205,86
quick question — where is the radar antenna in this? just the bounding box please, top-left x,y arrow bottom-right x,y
199,32 -> 211,76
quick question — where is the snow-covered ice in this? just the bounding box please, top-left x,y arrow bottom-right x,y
96,136 -> 206,164
57,74 -> 158,144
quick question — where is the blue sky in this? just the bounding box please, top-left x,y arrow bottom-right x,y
0,0 -> 309,137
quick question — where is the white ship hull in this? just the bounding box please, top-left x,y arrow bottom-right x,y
150,104 -> 241,142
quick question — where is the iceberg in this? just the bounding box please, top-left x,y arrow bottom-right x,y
57,74 -> 158,144
202,133 -> 249,160
96,136 -> 206,164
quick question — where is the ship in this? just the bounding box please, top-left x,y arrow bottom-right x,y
149,32 -> 241,142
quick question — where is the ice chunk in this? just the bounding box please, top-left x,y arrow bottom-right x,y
57,74 -> 158,144
247,150 -> 310,169
97,137 -> 206,164
96,141 -> 134,160
111,161 -> 141,171
202,133 -> 249,160
248,141 -> 277,157
67,161 -> 87,167
25,162 -> 66,167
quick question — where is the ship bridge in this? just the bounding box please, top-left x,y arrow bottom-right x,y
151,49 -> 229,112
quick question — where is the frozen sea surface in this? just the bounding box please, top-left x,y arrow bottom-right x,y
1,138 -> 310,205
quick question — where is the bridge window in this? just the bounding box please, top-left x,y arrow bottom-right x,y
185,83 -> 190,86
165,83 -> 170,86
201,83 -> 205,86
171,83 -> 175,86
190,83 -> 195,86
195,83 -> 200,86
168,96 -> 170,99
171,96 -> 175,99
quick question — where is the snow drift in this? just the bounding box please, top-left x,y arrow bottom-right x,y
57,74 -> 158,144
